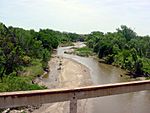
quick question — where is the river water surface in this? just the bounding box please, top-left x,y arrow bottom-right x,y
57,44 -> 150,113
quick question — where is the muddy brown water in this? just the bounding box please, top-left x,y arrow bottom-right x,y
56,44 -> 150,113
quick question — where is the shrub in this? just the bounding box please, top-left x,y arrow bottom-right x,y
0,76 -> 46,92
22,56 -> 31,65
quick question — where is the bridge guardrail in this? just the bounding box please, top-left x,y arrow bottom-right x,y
0,80 -> 150,113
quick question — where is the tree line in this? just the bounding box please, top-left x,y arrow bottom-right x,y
0,22 -> 83,80
85,25 -> 150,77
0,22 -> 150,83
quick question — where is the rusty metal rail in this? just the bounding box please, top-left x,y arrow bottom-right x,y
0,80 -> 150,113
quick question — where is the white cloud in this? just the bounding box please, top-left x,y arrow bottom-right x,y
0,0 -> 150,35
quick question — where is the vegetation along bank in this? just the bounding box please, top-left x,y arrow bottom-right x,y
0,22 -> 150,92
85,25 -> 150,77
0,22 -> 83,92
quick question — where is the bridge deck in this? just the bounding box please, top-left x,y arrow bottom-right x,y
0,80 -> 150,113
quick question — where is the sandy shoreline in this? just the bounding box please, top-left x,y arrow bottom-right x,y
33,55 -> 93,113
59,57 -> 92,88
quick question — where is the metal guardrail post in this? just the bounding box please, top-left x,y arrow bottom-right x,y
70,93 -> 77,113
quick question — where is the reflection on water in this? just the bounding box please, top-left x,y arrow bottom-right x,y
57,44 -> 150,113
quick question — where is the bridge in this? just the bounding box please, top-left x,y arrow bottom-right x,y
0,80 -> 150,113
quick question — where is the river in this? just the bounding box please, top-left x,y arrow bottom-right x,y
57,43 -> 150,113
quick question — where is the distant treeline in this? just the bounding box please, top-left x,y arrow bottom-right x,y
85,25 -> 150,77
0,22 -> 83,80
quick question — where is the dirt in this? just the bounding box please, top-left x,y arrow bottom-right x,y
33,55 -> 92,113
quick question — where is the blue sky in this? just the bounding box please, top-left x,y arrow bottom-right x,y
0,0 -> 150,35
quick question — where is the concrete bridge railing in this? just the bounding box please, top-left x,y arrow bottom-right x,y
0,80 -> 150,113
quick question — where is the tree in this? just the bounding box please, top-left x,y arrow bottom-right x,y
98,42 -> 113,58
0,24 -> 23,80
134,59 -> 143,75
117,25 -> 137,41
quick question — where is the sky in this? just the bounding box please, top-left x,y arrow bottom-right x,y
0,0 -> 150,35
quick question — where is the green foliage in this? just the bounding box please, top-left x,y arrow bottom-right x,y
0,22 -> 85,92
0,22 -> 80,81
142,58 -> 150,74
117,25 -> 137,41
22,59 -> 44,78
41,49 -> 51,70
22,56 -> 31,65
0,76 -> 46,92
86,31 -> 104,49
98,42 -> 113,58
1,22 -> 83,92
61,32 -> 84,42
104,54 -> 114,64
38,29 -> 60,50
1,21 -> 149,90
134,59 -> 143,74
59,41 -> 74,47
86,25 -> 150,77
0,24 -> 24,78
75,47 -> 94,57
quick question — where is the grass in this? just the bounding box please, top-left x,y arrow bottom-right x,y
146,77 -> 150,80
0,59 -> 47,92
142,58 -> 150,74
74,47 -> 94,57
60,41 -> 74,47
0,76 -> 46,92
22,59 -> 44,79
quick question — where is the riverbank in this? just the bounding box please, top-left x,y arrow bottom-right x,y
3,42 -> 149,113
59,58 -> 92,88
33,55 -> 92,113
0,59 -> 47,93
66,44 -> 150,79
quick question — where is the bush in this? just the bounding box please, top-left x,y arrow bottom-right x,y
22,59 -> 44,78
0,76 -> 46,92
104,54 -> 114,64
75,47 -> 93,57
22,56 -> 31,65
60,41 -> 74,47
